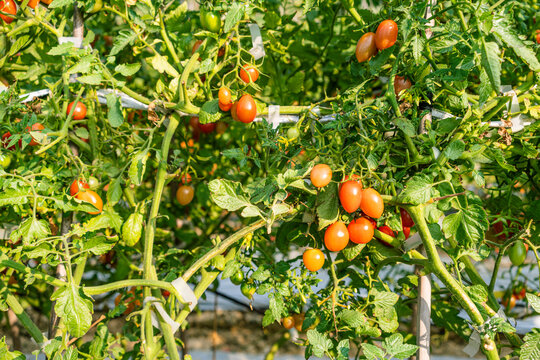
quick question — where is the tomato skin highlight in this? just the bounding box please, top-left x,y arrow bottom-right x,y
508,241 -> 527,266
0,0 -> 17,24
240,66 -> 260,83
176,185 -> 194,205
67,101 -> 87,120
348,217 -> 374,244
70,179 -> 90,196
394,76 -> 412,98
236,94 -> 257,123
360,188 -> 384,218
303,248 -> 325,271
339,180 -> 363,213
355,32 -> 378,62
324,222 -> 349,252
400,208 -> 414,227
76,189 -> 103,215
375,19 -> 398,50
310,164 -> 332,188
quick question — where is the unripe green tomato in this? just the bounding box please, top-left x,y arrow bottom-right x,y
89,0 -> 103,13
88,176 -> 99,189
200,10 -> 221,33
0,153 -> 12,169
241,282 -> 256,299
287,127 -> 300,140
508,241 -> 527,266
231,270 -> 244,285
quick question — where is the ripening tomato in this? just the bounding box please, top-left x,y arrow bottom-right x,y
502,294 -> 516,310
403,226 -> 411,239
282,316 -> 295,330
41,0 -> 52,4
310,164 -> 332,188
70,178 -> 90,196
513,286 -> 526,300
2,132 -> 20,150
236,94 -> 257,123
192,40 -> 203,54
219,101 -> 232,111
198,122 -> 216,134
218,87 -> 232,105
324,222 -> 349,252
0,0 -> 17,24
360,188 -> 384,218
76,189 -> 103,215
375,19 -> 398,50
303,248 -> 324,271
176,185 -> 194,205
293,313 -> 305,332
348,217 -> 374,244
241,282 -> 256,299
230,102 -> 240,121
355,32 -> 378,62
400,208 -> 414,227
394,76 -> 412,98
181,173 -> 192,184
67,101 -> 87,120
26,123 -> 44,146
536,30 -> 540,44
508,241 -> 527,266
26,0 -> 40,9
339,180 -> 363,213
378,225 -> 395,238
240,66 -> 260,83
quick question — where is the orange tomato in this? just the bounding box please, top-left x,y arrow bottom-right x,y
348,217 -> 374,244
239,65 -> 259,83
176,185 -> 194,205
303,248 -> 324,271
76,189 -> 103,215
236,94 -> 257,123
339,180 -> 363,213
218,87 -> 232,105
375,19 -> 398,50
355,32 -> 378,62
282,316 -> 295,329
310,164 -> 332,188
324,222 -> 349,251
0,0 -> 16,24
360,188 -> 384,218
70,178 -> 90,196
26,123 -> 44,146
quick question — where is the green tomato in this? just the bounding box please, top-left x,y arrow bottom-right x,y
230,270 -> 244,285
240,282 -> 255,299
89,0 -> 103,13
508,241 -> 527,266
88,176 -> 100,189
200,10 -> 221,33
287,127 -> 300,140
0,153 -> 11,169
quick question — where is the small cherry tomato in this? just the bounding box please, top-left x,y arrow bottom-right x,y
303,248 -> 325,272
162,290 -> 170,298
502,294 -> 516,310
400,208 -> 414,227
219,101 -> 232,111
348,217 -> 374,244
339,180 -> 363,213
0,153 -> 11,168
198,122 -> 216,134
181,173 -> 192,184
508,241 -> 527,266
287,127 -> 300,140
76,189 -> 103,215
25,0 -> 40,9
200,9 -> 221,33
293,313 -> 305,332
310,164 -> 332,188
513,287 -> 526,300
536,30 -> 540,44
67,101 -> 87,120
324,222 -> 349,252
394,76 -> 412,98
176,185 -> 194,205
231,270 -> 244,285
355,32 -> 378,63
218,87 -> 232,105
239,65 -> 260,83
26,123 -> 44,146
236,94 -> 257,123
282,316 -> 295,330
2,132 -> 20,150
403,226 -> 411,239
0,0 -> 17,24
375,19 -> 398,50
360,188 -> 384,218
241,282 -> 256,299
70,179 -> 90,196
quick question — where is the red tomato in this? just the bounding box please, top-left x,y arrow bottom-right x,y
536,30 -> 540,44
192,40 -> 203,54
0,0 -> 17,24
181,173 -> 192,184
76,189 -> 103,215
355,32 -> 378,62
236,94 -> 257,123
378,225 -> 395,238
70,179 -> 90,196
400,208 -> 414,227
26,123 -> 44,146
219,101 -> 232,111
303,248 -> 325,272
360,188 -> 384,218
339,180 -> 363,213
67,101 -> 87,120
513,287 -> 526,300
218,87 -> 232,105
26,0 -> 39,9
198,122 -> 216,134
375,19 -> 398,50
348,217 -> 374,244
176,185 -> 194,205
324,222 -> 349,251
230,102 -> 239,121
310,164 -> 332,188
394,76 -> 412,98
403,226 -> 410,239
239,66 -> 259,83
2,132 -> 21,150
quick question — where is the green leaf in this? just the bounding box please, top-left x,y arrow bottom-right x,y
480,40 -> 501,93
128,151 -> 149,186
306,329 -> 332,358
199,100 -> 223,124
105,93 -> 124,128
465,285 -> 488,303
110,30 -> 137,56
361,343 -> 385,360
269,293 -> 285,321
47,42 -> 75,56
151,54 -> 180,77
478,68 -> 492,104
411,35 -> 425,65
316,183 -> 339,230
122,213 -> 144,246
442,202 -> 488,247
222,259 -> 241,279
106,178 -> 123,206
336,339 -> 350,360
397,174 -> 435,205
77,212 -> 123,234
526,293 -> 540,313
48,0 -> 71,8
199,59 -> 215,74
339,309 -> 364,328
224,3 -> 245,33
9,218 -> 51,246
443,140 -> 465,160
395,118 -> 416,137
82,236 -> 117,255
286,72 -> 305,94
208,179 -> 255,216
383,333 -> 418,359
342,243 -> 366,261
52,285 -> 93,337
115,63 -> 142,77
521,332 -> 540,360
0,189 -> 29,207
77,74 -> 103,85
0,337 -> 24,360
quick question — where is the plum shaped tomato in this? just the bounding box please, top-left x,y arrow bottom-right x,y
324,222 -> 349,252
200,9 -> 221,33
400,208 -> 414,227
0,0 -> 17,24
360,188 -> 384,218
218,87 -> 232,105
508,241 -> 527,266
348,217 -> 374,244
355,32 -> 378,63
394,76 -> 412,98
27,123 -> 44,146
236,94 -> 257,123
339,180 -> 363,213
310,164 -> 332,188
70,178 -> 90,196
303,248 -> 324,272
76,189 -> 103,215
67,101 -> 87,120
176,185 -> 194,205
375,19 -> 398,50
240,65 -> 260,83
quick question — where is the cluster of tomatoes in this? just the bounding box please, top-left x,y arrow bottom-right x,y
281,312 -> 317,332
0,0 -> 103,25
355,19 -> 398,63
216,65 -> 259,124
69,177 -> 103,215
2,121 -> 44,149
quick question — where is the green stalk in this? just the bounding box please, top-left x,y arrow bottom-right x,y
0,254 -> 66,288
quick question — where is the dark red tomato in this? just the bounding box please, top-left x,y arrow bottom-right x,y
348,217 -> 374,244
400,208 -> 414,227
492,219 -> 520,241
403,226 -> 410,239
230,102 -> 239,121
26,123 -> 44,146
375,19 -> 398,50
192,40 -> 203,54
239,66 -> 259,83
339,180 -> 363,213
310,164 -> 332,188
218,87 -> 232,105
236,94 -> 257,123
394,76 -> 412,98
324,222 -> 349,252
76,189 -> 103,215
360,188 -> 384,218
198,122 -> 216,134
355,32 -> 378,63
162,290 -> 170,298
303,248 -> 325,272
67,101 -> 87,120
219,101 -> 232,111
378,225 -> 395,238
536,30 -> 540,44
2,132 -> 21,150
70,179 -> 90,196
0,0 -> 17,24
181,173 -> 192,184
